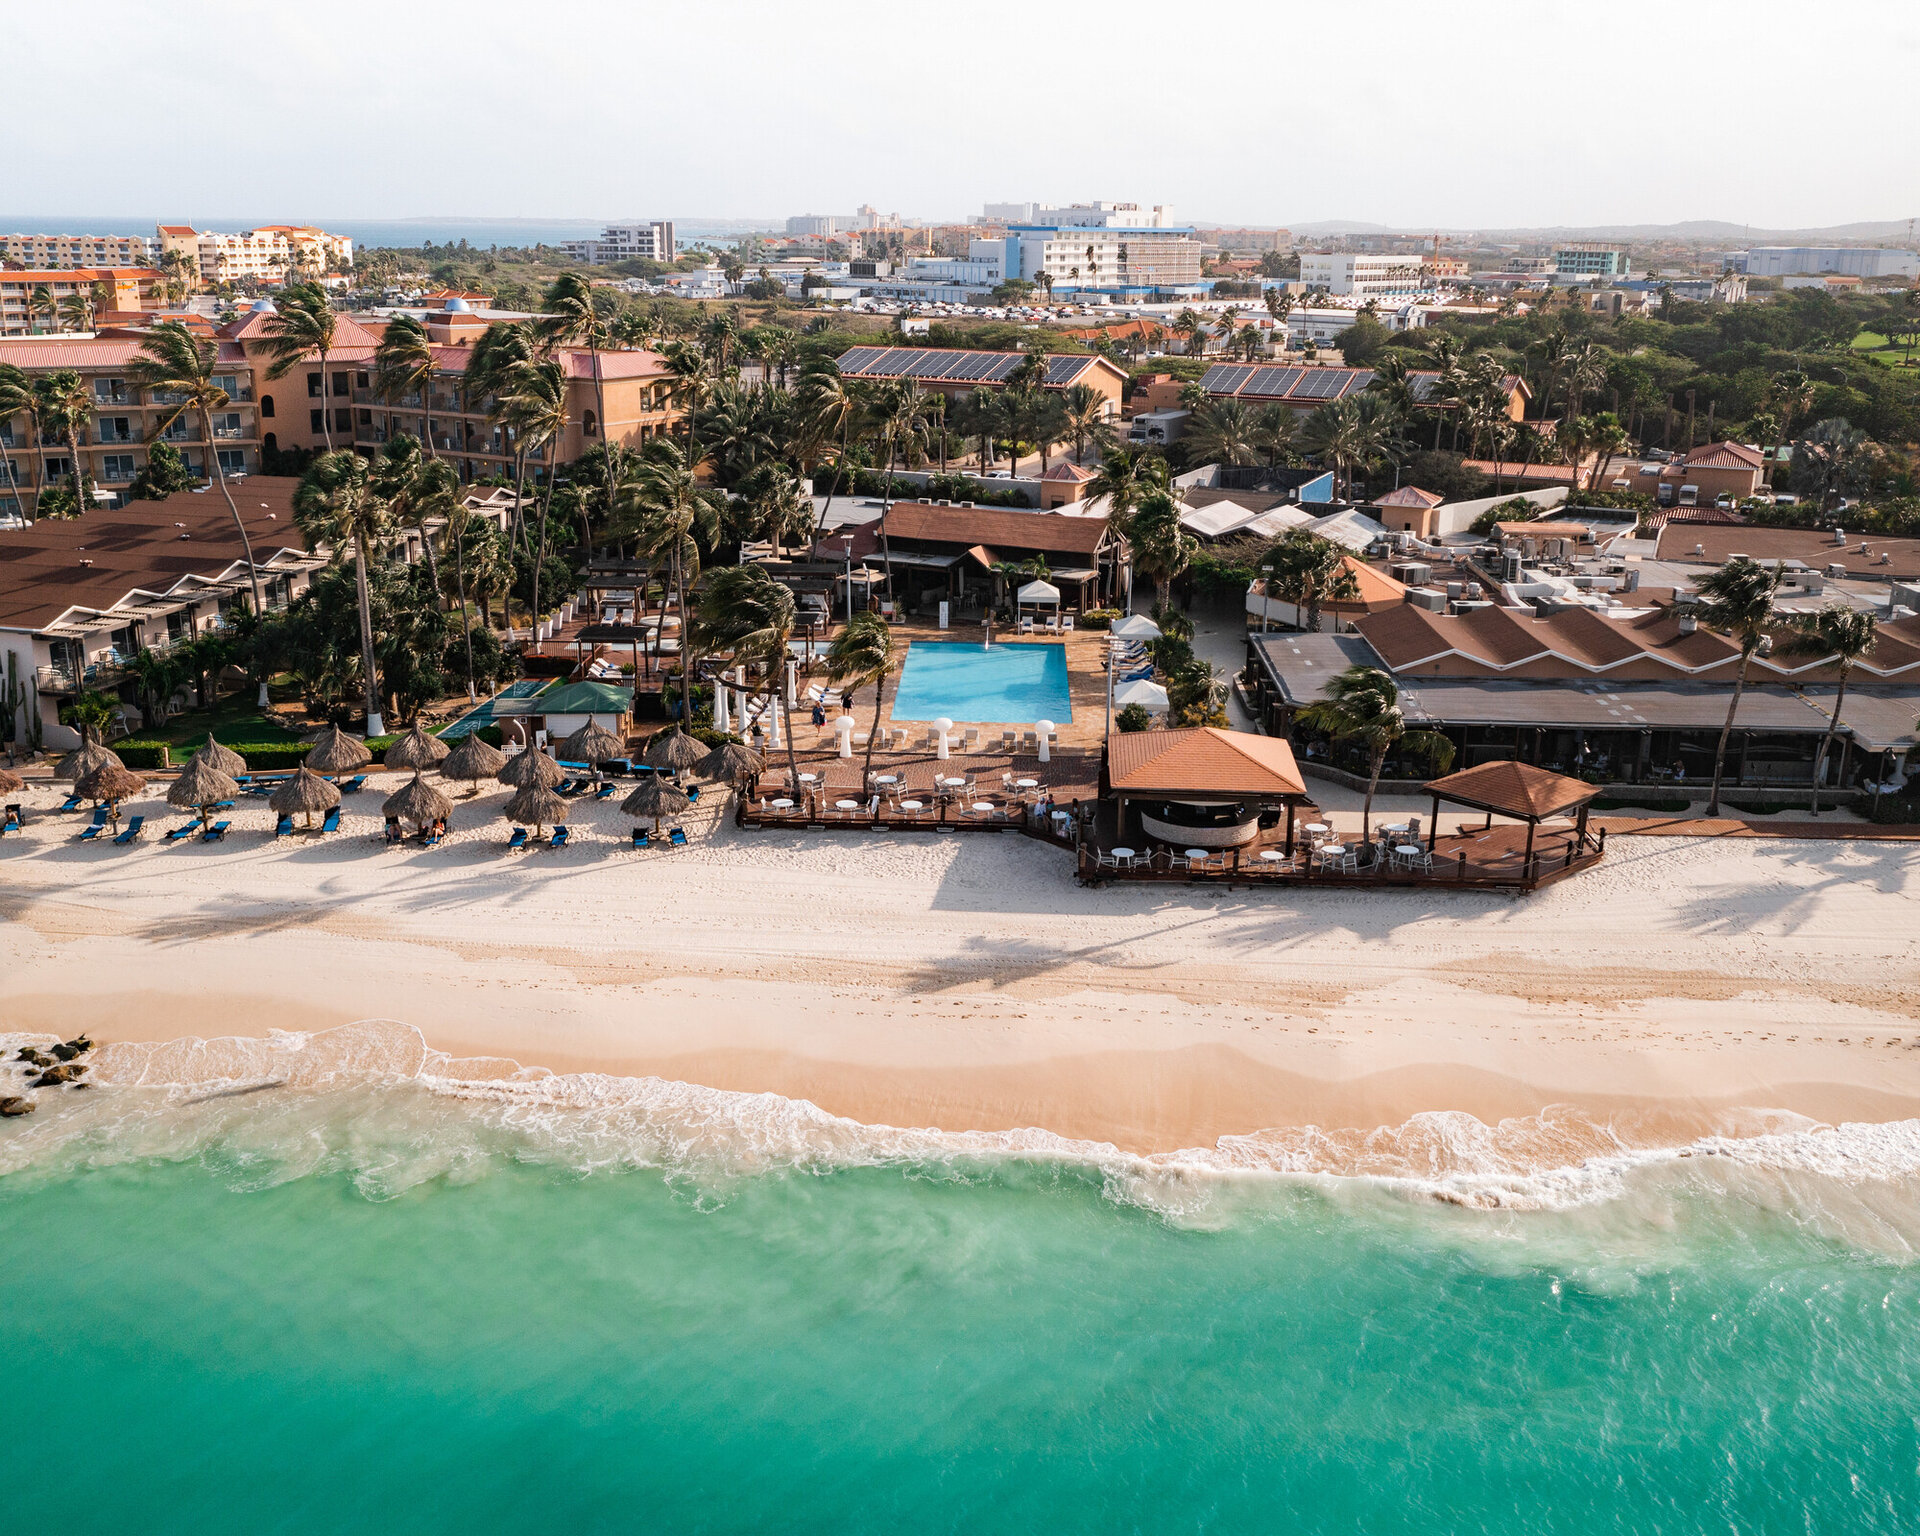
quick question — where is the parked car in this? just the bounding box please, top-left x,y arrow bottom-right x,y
1714,493 -> 1735,509
1773,493 -> 1798,507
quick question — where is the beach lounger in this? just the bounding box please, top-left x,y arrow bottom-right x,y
1061,615 -> 1074,632
339,775 -> 366,794
77,821 -> 105,842
320,808 -> 340,834
549,826 -> 570,850
201,820 -> 231,843
275,813 -> 295,838
423,828 -> 444,848
506,827 -> 529,850
384,819 -> 405,845
4,803 -> 22,830
594,781 -> 617,800
58,793 -> 83,813
667,827 -> 687,847
232,774 -> 252,787
631,827 -> 651,850
554,779 -> 578,796
113,815 -> 144,845
686,785 -> 700,803
164,823 -> 196,843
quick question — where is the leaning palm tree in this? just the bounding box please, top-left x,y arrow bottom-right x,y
540,271 -> 616,476
661,340 -> 719,471
293,451 -> 394,735
1085,444 -> 1170,530
465,320 -> 538,549
133,324 -> 264,619
825,612 -> 894,781
372,313 -> 438,458
693,563 -> 802,788
496,359 -> 570,639
0,363 -> 36,519
257,282 -> 340,450
610,440 -> 725,726
1296,664 -> 1455,846
795,360 -> 862,534
1298,396 -> 1367,503
57,291 -> 96,334
1694,556 -> 1783,817
1777,603 -> 1877,816
369,433 -> 454,592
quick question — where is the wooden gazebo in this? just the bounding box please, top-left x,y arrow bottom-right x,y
1423,761 -> 1603,872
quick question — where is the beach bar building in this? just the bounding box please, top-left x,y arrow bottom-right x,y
1104,726 -> 1311,854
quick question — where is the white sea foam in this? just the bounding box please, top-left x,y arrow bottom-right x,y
7,1020 -> 1920,1231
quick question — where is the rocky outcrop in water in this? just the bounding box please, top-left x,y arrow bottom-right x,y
0,1096 -> 33,1116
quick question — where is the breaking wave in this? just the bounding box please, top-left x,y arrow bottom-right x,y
6,1020 -> 1920,1240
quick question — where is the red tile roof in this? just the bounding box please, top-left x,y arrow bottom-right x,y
1678,441 -> 1764,471
1107,727 -> 1306,797
1042,461 -> 1096,482
1425,761 -> 1600,820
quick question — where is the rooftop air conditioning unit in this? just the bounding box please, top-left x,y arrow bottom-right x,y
1623,568 -> 1641,592
1834,527 -> 1847,544
1693,543 -> 1706,556
1677,613 -> 1698,634
1827,563 -> 1846,578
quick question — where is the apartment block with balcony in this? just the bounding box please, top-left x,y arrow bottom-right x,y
1552,244 -> 1631,280
0,336 -> 262,513
561,221 -> 677,266
157,223 -> 354,285
1,232 -> 155,268
0,267 -> 166,336
1298,253 -> 1432,299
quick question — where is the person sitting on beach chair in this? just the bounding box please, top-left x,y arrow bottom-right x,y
384,818 -> 405,845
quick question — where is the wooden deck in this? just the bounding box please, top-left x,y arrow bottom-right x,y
733,746 -> 1605,892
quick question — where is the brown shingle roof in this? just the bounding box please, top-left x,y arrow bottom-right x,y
1371,485 -> 1443,508
1425,760 -> 1600,820
1107,727 -> 1306,797
1654,524 -> 1920,581
815,502 -> 1110,561
0,477 -> 311,631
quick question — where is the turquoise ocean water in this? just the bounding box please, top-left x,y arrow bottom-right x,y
6,1023 -> 1920,1534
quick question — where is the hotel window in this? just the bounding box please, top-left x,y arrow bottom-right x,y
260,394 -> 275,418
333,407 -> 351,433
307,373 -> 323,398
45,455 -> 71,478
331,372 -> 349,397
311,408 -> 325,433
103,454 -> 136,481
217,448 -> 246,473
356,372 -> 370,389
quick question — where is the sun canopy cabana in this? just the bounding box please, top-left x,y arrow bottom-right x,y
1421,760 -> 1603,865
1016,579 -> 1061,610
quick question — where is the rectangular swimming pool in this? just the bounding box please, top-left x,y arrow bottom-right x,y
890,641 -> 1072,724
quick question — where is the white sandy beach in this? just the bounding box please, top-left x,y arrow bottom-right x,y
6,771 -> 1920,1154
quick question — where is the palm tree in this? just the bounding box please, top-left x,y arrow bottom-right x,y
1694,556 -> 1783,817
1562,342 -> 1606,422
1172,308 -> 1206,357
868,379 -> 933,591
132,321 -> 265,617
370,433 -> 455,592
1299,396 -> 1370,503
440,491 -> 480,701
1766,369 -> 1814,487
372,313 -> 438,457
1296,664 -> 1455,845
825,612 -> 894,781
541,271 -> 615,476
1530,327 -> 1571,423
734,462 -> 812,556
57,291 -> 95,334
1264,529 -> 1358,633
258,283 -> 340,450
36,370 -> 93,519
1777,604 -> 1876,815
28,288 -> 57,335
497,359 -> 570,638
1186,398 -> 1262,467
1059,383 -> 1113,463
1126,490 -> 1196,610
662,340 -> 719,472
796,360 -> 862,534
611,440 -> 725,726
1251,403 -> 1295,467
1582,411 -> 1629,492
293,451 -> 393,735
0,364 -> 33,519
464,321 -> 537,549
694,563 -> 801,787
1085,445 -> 1169,527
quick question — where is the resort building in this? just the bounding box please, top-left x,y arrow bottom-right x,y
0,334 -> 263,514
804,501 -> 1127,618
831,346 -> 1127,414
0,268 -> 167,336
1298,253 -> 1430,299
157,225 -> 354,285
0,477 -> 326,749
1553,245 -> 1630,280
973,204 -> 1206,300
1246,597 -> 1920,792
1,232 -> 155,268
561,222 -> 677,266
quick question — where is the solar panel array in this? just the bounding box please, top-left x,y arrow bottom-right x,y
836,346 -> 1096,389
1199,363 -> 1378,403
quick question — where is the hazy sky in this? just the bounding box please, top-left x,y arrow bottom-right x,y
9,0 -> 1917,232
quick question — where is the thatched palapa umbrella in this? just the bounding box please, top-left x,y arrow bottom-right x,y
0,767 -> 23,796
168,756 -> 239,828
192,734 -> 247,777
697,740 -> 764,784
305,724 -> 373,776
76,763 -> 147,816
385,771 -> 452,834
621,777 -> 690,833
497,747 -> 565,791
644,728 -> 706,773
503,784 -> 569,835
384,721 -> 450,772
269,765 -> 341,830
560,721 -> 624,774
442,732 -> 507,796
56,741 -> 124,783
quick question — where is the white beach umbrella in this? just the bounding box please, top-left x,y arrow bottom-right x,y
1113,679 -> 1170,713
1109,614 -> 1162,640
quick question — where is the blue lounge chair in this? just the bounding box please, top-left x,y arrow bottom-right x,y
202,820 -> 231,843
320,808 -> 340,834
557,759 -> 589,772
78,821 -> 104,842
554,778 -> 577,797
549,826 -> 570,850
339,775 -> 366,794
631,826 -> 650,850
686,785 -> 700,803
275,813 -> 295,837
58,793 -> 83,814
113,816 -> 144,845
594,781 -> 617,800
506,827 -> 529,851
668,826 -> 687,848
384,819 -> 405,845
4,803 -> 22,831
212,798 -> 235,810
164,823 -> 195,843
604,758 -> 632,776
232,774 -> 252,787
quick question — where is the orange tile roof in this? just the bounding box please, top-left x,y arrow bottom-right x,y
1107,727 -> 1306,797
1371,485 -> 1443,508
0,267 -> 163,282
1677,440 -> 1764,471
1042,460 -> 1096,481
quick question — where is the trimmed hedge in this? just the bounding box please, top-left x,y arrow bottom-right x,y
1079,609 -> 1120,631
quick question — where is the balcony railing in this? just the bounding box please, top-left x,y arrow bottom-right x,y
211,424 -> 247,440
94,426 -> 143,444
93,388 -> 131,406
358,427 -> 389,445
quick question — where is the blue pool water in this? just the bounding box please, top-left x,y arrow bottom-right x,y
440,679 -> 550,739
890,641 -> 1072,724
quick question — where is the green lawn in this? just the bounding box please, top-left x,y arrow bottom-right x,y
116,693 -> 306,753
1850,330 -> 1917,368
